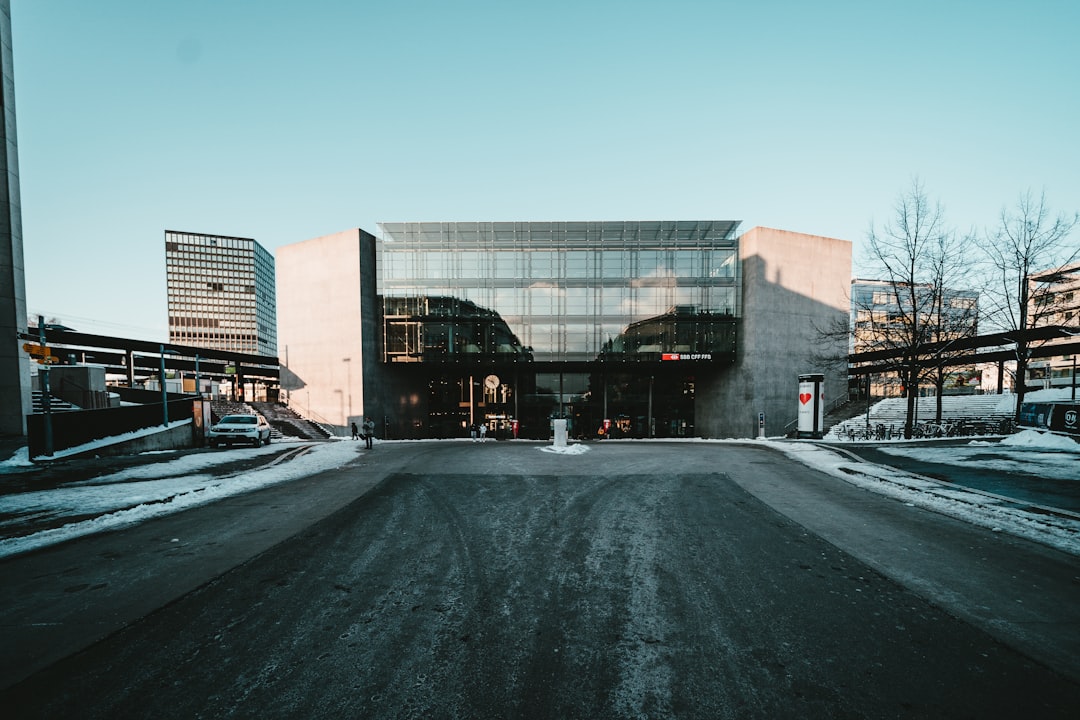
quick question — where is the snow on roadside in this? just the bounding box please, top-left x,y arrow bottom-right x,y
875,430 -> 1078,481
998,428 -> 1079,451
763,437 -> 1080,557
1,430 -> 1076,559
0,441 -> 364,559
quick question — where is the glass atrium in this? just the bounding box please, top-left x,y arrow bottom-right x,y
376,221 -> 742,439
378,221 -> 740,363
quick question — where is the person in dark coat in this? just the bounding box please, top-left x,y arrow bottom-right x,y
363,417 -> 375,449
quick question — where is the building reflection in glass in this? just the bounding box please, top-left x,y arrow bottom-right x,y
383,295 -> 531,362
377,221 -> 742,438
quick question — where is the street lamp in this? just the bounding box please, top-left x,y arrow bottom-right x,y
36,316 -> 75,457
333,389 -> 344,433
342,357 -> 353,423
159,345 -> 180,426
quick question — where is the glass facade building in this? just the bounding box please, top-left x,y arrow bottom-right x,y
165,230 -> 278,356
379,221 -> 740,363
376,221 -> 741,438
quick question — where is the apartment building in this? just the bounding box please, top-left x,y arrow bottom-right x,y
164,230 -> 277,356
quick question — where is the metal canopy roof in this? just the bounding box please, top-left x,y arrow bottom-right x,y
378,220 -> 742,249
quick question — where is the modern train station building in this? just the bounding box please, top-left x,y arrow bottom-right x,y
276,221 -> 852,439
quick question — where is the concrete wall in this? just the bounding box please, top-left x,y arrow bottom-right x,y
49,365 -> 110,409
276,229 -> 380,432
0,0 -> 28,437
43,421 -> 196,461
698,227 -> 851,438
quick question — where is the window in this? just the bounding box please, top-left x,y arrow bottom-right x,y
601,251 -> 626,278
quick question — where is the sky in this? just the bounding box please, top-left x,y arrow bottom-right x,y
12,1 -> 1080,341
2,430 -> 1077,560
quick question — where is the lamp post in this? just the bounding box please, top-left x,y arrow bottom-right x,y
159,345 -> 169,426
38,316 -> 53,456
1067,356 -> 1075,405
334,389 -> 344,432
36,316 -> 75,457
342,357 -> 352,423
865,373 -> 872,436
159,345 -> 180,426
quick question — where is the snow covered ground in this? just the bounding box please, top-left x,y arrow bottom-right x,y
766,430 -> 1079,558
1,429 -> 1076,560
0,439 -> 365,559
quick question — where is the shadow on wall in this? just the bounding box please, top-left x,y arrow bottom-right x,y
696,247 -> 850,438
280,365 -> 306,393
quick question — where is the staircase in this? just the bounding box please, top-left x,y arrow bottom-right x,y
31,391 -> 80,414
250,401 -> 333,441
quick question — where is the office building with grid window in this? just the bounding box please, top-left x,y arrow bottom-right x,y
276,222 -> 851,439
165,230 -> 278,356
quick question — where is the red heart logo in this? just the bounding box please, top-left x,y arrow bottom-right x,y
799,393 -> 812,405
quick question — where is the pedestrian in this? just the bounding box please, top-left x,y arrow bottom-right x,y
363,417 -> 375,449
470,424 -> 477,442
351,421 -> 360,440
479,423 -> 487,442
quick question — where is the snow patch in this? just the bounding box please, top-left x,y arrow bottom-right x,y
998,429 -> 1079,451
539,443 -> 590,455
0,442 -> 364,559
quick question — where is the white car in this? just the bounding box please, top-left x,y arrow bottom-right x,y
207,413 -> 272,448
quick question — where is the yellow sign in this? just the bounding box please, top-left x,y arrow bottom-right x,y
22,342 -> 54,358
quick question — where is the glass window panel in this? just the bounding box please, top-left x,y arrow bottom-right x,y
531,251 -> 555,279
422,251 -> 451,279
601,251 -> 626,278
529,324 -> 555,353
599,287 -> 631,316
494,288 -> 522,315
673,251 -> 697,277
564,287 -> 588,314
459,251 -> 483,278
638,250 -> 663,278
565,251 -> 588,278
534,372 -> 560,394
636,287 -> 666,316
706,249 -> 737,278
529,287 -> 558,315
494,253 -> 518,278
461,287 -> 492,309
565,325 -> 589,353
705,286 -> 737,314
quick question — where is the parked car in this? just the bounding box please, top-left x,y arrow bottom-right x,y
207,413 -> 272,448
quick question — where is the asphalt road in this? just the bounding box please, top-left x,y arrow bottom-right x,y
2,441 -> 1078,719
834,440 -> 1080,513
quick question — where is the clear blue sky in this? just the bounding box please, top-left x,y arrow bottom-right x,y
13,1 -> 1080,341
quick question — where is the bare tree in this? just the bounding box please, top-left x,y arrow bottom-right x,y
982,190 -> 1079,421
860,179 -> 974,438
922,227 -> 980,423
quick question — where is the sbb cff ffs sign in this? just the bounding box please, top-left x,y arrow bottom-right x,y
797,373 -> 825,439
661,353 -> 713,361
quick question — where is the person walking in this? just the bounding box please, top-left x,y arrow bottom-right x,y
351,422 -> 360,440
478,423 -> 487,442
